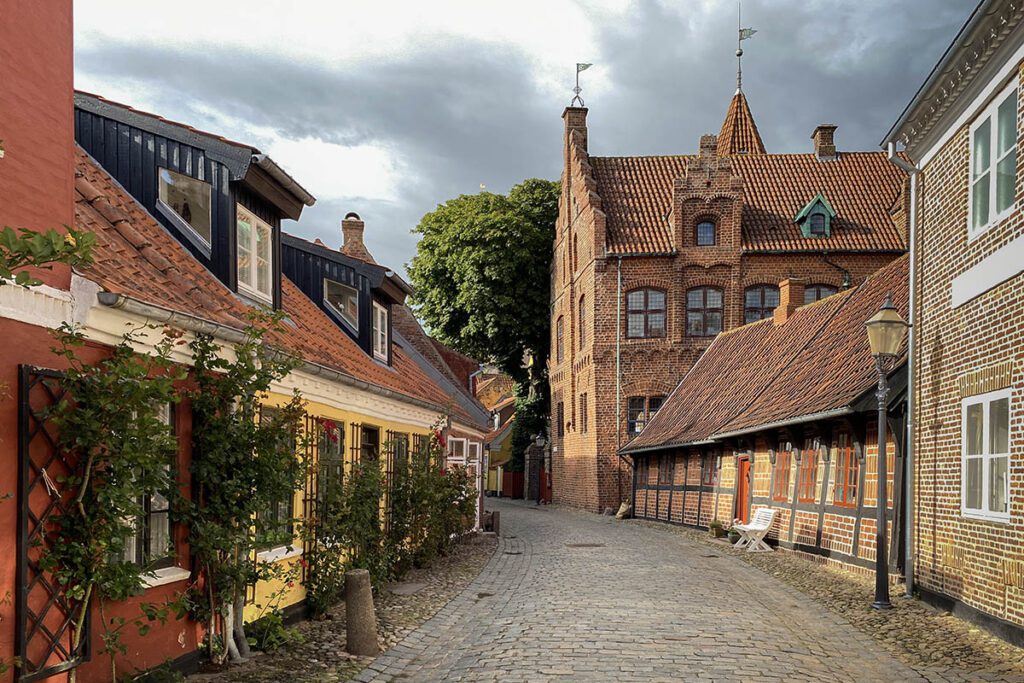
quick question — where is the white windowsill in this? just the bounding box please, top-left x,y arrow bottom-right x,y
257,545 -> 303,563
143,566 -> 191,589
238,281 -> 273,306
961,510 -> 1011,524
967,204 -> 1015,243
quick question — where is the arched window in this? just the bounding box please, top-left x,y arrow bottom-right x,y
686,287 -> 723,337
626,288 -> 666,338
744,285 -> 780,324
804,284 -> 838,304
695,219 -> 717,247
578,295 -> 586,349
556,316 -> 564,362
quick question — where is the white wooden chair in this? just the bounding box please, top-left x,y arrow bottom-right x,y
733,507 -> 778,552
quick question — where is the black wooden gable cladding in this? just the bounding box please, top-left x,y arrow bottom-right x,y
281,234 -> 390,363
74,95 -> 287,309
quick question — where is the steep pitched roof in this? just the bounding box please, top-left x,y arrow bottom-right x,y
717,92 -> 766,156
622,254 -> 909,453
74,146 -> 478,425
592,151 -> 906,255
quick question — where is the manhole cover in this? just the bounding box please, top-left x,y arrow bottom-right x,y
565,543 -> 605,548
504,550 -> 522,555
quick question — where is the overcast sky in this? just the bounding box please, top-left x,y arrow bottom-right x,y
74,0 -> 975,275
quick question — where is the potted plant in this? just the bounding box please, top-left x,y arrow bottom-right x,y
709,519 -> 725,538
727,518 -> 742,544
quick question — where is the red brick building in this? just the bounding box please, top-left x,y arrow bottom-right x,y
550,87 -> 910,512
884,0 -> 1024,644
621,257 -> 908,574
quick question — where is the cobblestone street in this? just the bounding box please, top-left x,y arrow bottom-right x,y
355,499 -> 949,682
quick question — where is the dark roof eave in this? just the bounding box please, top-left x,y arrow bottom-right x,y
741,248 -> 906,255
619,438 -> 717,456
711,406 -> 855,441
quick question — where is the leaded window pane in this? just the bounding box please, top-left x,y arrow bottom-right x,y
648,290 -> 665,309
648,313 -> 665,336
627,291 -> 644,310
706,289 -> 723,308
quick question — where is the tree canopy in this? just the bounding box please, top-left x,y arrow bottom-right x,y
408,178 -> 559,385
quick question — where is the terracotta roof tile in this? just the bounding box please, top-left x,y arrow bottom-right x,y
623,254 -> 909,453
74,146 -> 477,424
594,152 -> 906,255
717,92 -> 766,156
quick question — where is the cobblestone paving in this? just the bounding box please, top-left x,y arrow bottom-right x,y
354,499 -> 937,682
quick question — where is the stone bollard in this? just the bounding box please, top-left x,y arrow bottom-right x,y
345,569 -> 379,656
491,510 -> 500,536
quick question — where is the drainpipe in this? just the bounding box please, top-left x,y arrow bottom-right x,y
616,256 -> 624,502
887,142 -> 919,599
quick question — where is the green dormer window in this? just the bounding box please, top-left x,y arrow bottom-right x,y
795,193 -> 836,238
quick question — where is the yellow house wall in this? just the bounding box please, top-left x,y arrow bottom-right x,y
246,390 -> 436,623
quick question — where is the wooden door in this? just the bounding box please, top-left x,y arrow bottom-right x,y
736,456 -> 751,523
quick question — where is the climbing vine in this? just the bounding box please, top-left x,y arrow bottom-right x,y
43,323 -> 187,682
178,311 -> 307,664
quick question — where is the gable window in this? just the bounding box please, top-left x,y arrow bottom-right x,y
696,220 -> 717,247
372,301 -> 389,361
686,287 -> 723,337
797,438 -> 818,503
626,288 -> 666,338
579,393 -> 588,433
970,82 -> 1018,236
744,285 -> 780,324
962,389 -> 1010,521
833,431 -> 859,507
578,295 -> 586,349
795,194 -> 836,238
236,205 -> 273,303
805,284 -> 838,304
158,167 -> 212,246
324,278 -> 360,331
772,443 -> 792,502
556,316 -> 564,362
122,403 -> 175,569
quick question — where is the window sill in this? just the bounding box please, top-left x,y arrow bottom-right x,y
257,545 -> 302,563
143,566 -> 191,589
967,205 -> 1015,243
238,283 -> 273,307
961,510 -> 1011,524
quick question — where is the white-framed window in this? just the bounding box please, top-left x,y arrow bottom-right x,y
969,80 -> 1018,238
236,205 -> 273,303
468,441 -> 481,464
324,278 -> 359,331
962,388 -> 1011,522
447,438 -> 467,466
372,301 -> 389,361
158,167 -> 212,245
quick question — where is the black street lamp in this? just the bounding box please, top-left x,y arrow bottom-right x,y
864,294 -> 909,610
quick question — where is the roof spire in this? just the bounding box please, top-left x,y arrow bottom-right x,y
717,91 -> 766,156
736,1 -> 757,95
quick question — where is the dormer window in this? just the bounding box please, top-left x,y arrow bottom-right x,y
372,301 -> 389,361
324,278 -> 359,331
795,193 -> 836,238
158,167 -> 212,246
236,205 -> 273,303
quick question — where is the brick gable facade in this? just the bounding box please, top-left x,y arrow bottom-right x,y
551,97 -> 909,513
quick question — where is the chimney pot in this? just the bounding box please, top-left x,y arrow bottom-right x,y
812,125 -> 838,160
341,213 -> 375,263
773,278 -> 806,325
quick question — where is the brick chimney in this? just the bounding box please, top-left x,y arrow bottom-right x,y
340,212 -> 375,263
0,0 -> 75,289
811,125 -> 838,161
773,278 -> 805,325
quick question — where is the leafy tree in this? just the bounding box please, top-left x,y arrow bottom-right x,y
0,225 -> 94,286
408,178 -> 559,388
179,311 -> 307,664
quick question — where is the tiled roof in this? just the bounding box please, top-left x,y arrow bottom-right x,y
74,147 -> 477,424
717,92 -> 766,156
622,254 -> 909,453
594,152 -> 906,255
429,339 -> 480,390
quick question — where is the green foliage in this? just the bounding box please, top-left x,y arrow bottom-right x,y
44,323 -> 186,681
246,611 -> 304,653
508,387 -> 547,472
408,179 -> 559,385
406,432 -> 477,568
0,225 -> 95,286
178,310 -> 307,664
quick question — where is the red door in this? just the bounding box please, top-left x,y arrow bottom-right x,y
736,456 -> 751,523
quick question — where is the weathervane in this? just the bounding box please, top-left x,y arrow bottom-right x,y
736,1 -> 757,94
572,62 -> 592,106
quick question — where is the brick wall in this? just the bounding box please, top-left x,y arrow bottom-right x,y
911,61 -> 1024,628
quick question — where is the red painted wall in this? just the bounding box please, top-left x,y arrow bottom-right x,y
0,0 -> 75,289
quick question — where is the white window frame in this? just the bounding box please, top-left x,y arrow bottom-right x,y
324,278 -> 359,331
235,205 -> 274,304
157,167 -> 212,247
372,301 -> 389,361
447,437 -> 467,466
468,441 -> 481,464
968,79 -> 1018,240
961,387 -> 1012,523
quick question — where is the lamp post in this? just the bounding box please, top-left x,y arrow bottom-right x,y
864,294 -> 909,610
